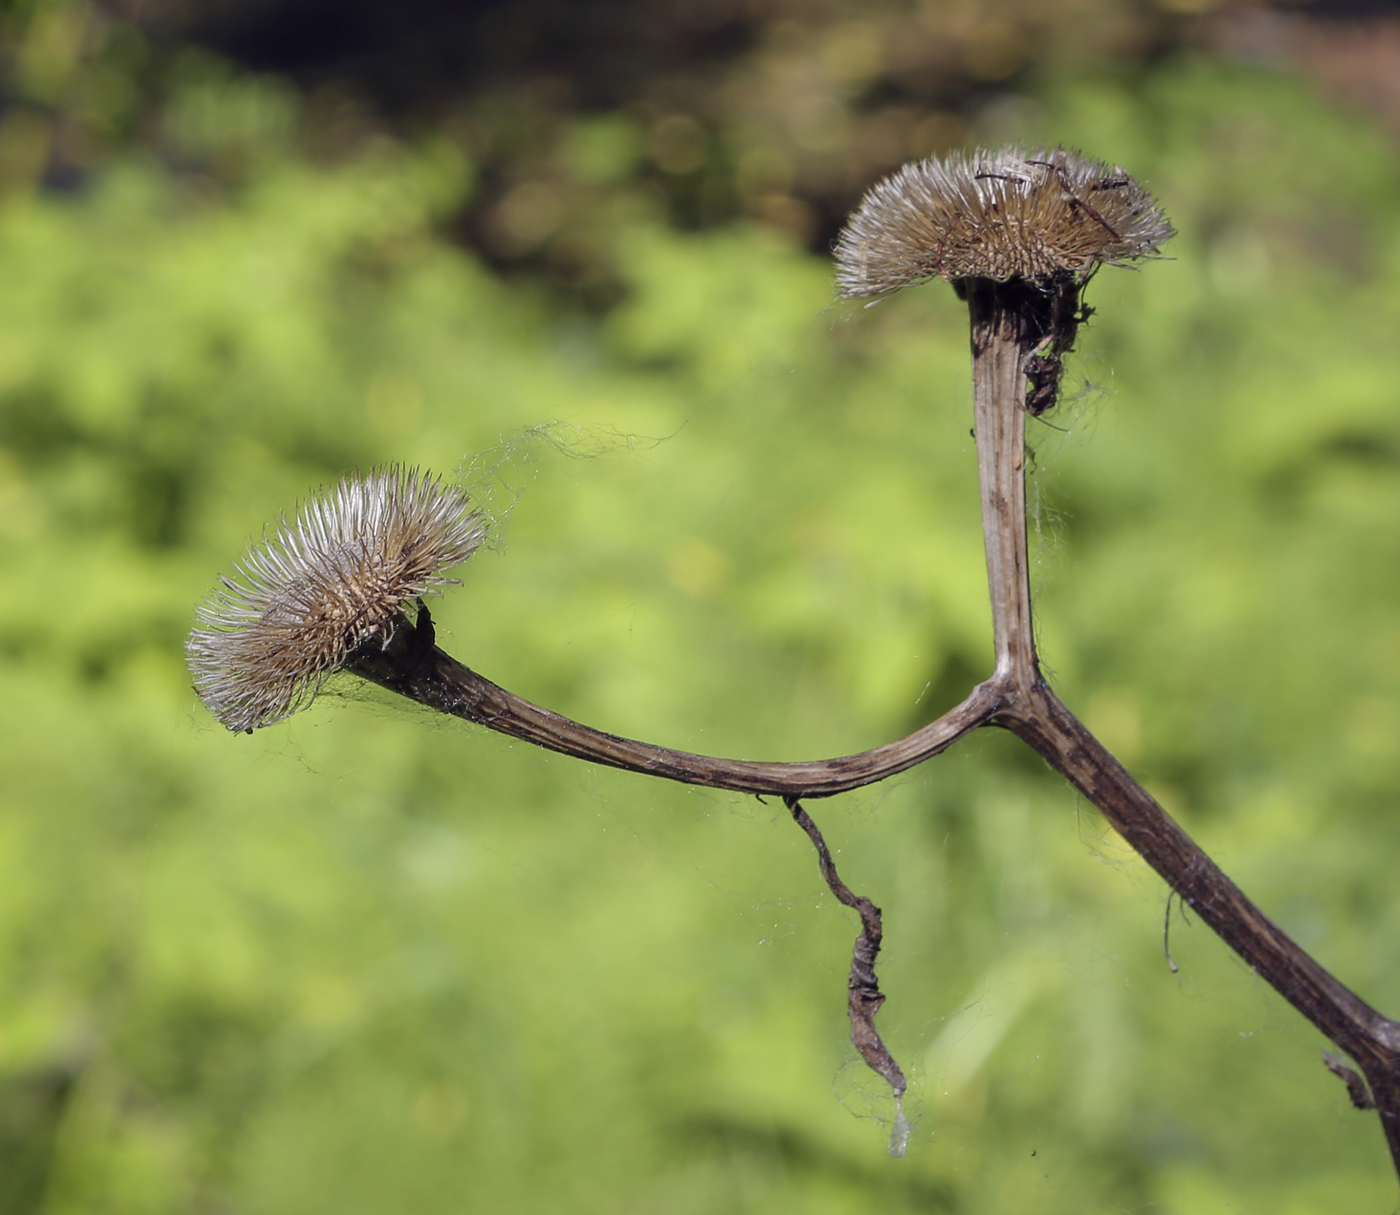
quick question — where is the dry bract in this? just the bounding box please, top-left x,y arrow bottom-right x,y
834,146 -> 1174,298
187,467 -> 486,733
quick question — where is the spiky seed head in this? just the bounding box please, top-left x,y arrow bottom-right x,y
188,467 -> 486,733
834,146 -> 1174,299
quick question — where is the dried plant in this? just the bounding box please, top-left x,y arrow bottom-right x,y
192,148 -> 1400,1179
187,467 -> 485,733
838,146 -> 1174,417
833,146 -> 1173,296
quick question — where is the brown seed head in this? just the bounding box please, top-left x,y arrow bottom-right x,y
834,146 -> 1174,299
188,467 -> 486,733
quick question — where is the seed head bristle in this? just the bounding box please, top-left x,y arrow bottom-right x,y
188,466 -> 486,733
834,146 -> 1174,299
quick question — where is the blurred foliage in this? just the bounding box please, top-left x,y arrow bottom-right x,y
3,18 -> 1400,1215
7,0 -> 1396,304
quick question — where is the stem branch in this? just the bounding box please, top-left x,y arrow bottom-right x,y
783,796 -> 906,1100
347,619 -> 1007,799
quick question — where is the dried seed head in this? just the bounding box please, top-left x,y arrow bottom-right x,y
834,146 -> 1174,299
188,467 -> 486,733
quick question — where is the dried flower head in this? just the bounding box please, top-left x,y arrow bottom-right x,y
188,467 -> 486,733
834,146 -> 1174,299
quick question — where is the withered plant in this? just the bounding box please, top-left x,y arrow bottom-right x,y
190,147 -> 1400,1176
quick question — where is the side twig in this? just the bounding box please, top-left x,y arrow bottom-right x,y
346,610 -> 1008,799
782,795 -> 907,1101
1325,1052 -> 1378,1111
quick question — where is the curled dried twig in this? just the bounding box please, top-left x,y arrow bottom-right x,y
782,796 -> 906,1100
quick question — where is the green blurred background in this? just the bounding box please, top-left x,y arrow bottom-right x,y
4,0 -> 1400,1210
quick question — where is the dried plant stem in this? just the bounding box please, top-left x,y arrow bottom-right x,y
346,280 -> 1400,1182
965,279 -> 1039,687
1004,683 -> 1400,1139
347,610 -> 1007,798
963,280 -> 1400,1177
